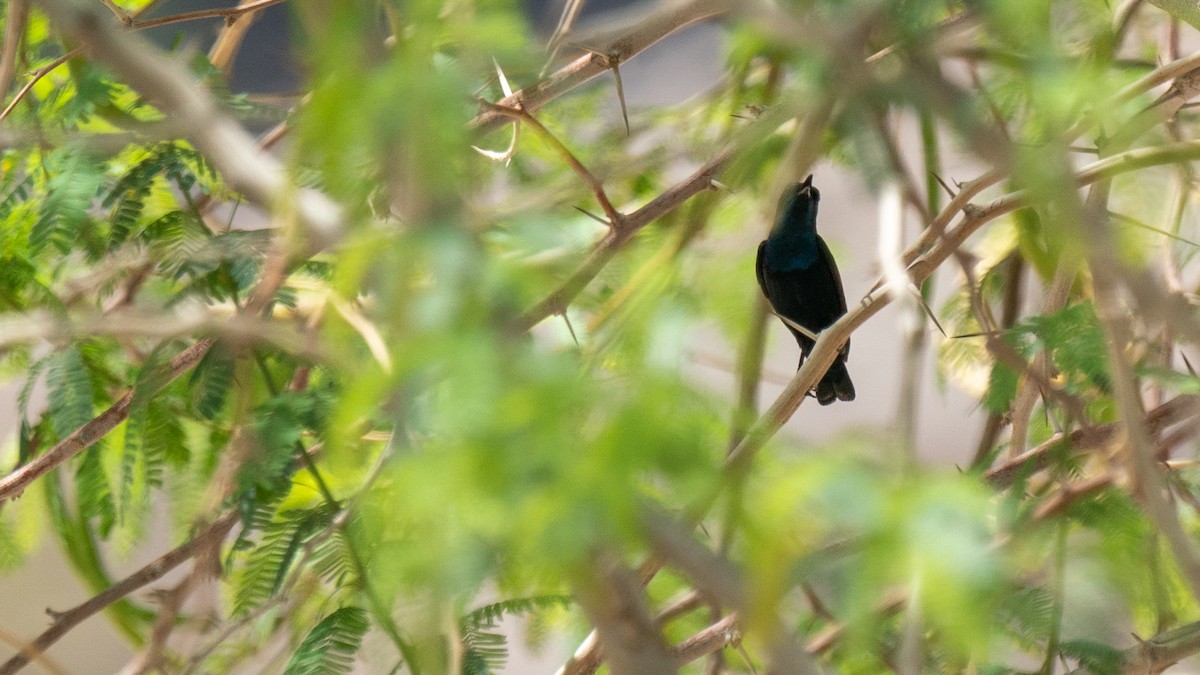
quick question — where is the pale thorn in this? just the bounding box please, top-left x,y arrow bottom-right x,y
471,59 -> 520,165
329,293 -> 393,374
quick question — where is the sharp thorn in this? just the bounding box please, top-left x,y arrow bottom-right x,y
574,206 -> 611,226
610,62 -> 631,136
562,311 -> 580,346
932,172 -> 957,199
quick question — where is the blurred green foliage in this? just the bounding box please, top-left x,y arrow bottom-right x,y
2,0 -> 1200,673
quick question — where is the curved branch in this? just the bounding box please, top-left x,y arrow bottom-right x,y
470,0 -> 734,135
129,0 -> 288,30
0,338 -> 214,505
0,511 -> 237,675
724,137 -> 1200,486
514,145 -> 733,332
35,0 -> 343,255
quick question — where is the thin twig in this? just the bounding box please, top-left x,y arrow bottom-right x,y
37,0 -> 343,255
672,614 -> 739,667
0,49 -> 77,123
471,0 -> 734,135
129,0 -> 288,31
0,512 -> 238,675
479,99 -> 624,226
0,338 -> 214,504
514,145 -> 732,331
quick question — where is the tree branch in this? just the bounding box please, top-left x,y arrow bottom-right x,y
35,0 -> 342,255
671,614 -> 739,667
514,145 -> 733,332
986,395 -> 1200,488
470,0 -> 734,135
573,551 -> 678,675
0,338 -> 214,505
129,0 -> 288,31
479,99 -> 624,227
0,511 -> 237,675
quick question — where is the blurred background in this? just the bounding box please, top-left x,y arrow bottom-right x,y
0,0 -> 1020,672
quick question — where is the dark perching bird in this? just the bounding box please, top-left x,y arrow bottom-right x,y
756,175 -> 855,405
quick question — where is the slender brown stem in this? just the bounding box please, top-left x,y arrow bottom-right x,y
129,0 -> 289,30
0,48 -> 77,123
479,100 -> 624,226
0,338 -> 214,504
470,0 -> 734,135
514,146 -> 732,332
0,512 -> 237,675
672,615 -> 739,667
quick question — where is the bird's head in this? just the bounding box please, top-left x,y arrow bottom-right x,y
773,174 -> 820,235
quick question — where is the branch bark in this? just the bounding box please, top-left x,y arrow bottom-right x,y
470,0 -> 734,135
35,0 -> 342,255
0,511 -> 237,675
573,551 -> 678,675
0,338 -> 214,505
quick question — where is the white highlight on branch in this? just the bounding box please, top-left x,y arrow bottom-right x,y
877,180 -> 920,332
36,0 -> 343,254
472,59 -> 520,165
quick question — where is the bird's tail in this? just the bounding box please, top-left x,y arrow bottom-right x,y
814,358 -> 855,406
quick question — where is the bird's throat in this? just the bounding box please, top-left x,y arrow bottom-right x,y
764,227 -> 819,270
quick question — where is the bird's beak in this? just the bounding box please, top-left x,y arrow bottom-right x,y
794,174 -> 814,199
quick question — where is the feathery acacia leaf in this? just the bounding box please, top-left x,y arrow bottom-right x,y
45,345 -> 94,441
282,606 -> 370,675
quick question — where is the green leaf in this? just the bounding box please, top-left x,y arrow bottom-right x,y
46,345 -> 94,440
233,505 -> 335,616
189,345 -> 235,420
982,360 -> 1020,414
1058,639 -> 1123,674
120,395 -> 185,520
1024,302 -> 1110,394
31,149 -> 104,254
237,388 -> 332,511
282,606 -> 370,675
460,595 -> 573,674
997,587 -> 1054,650
460,595 -> 573,631
76,447 -> 116,537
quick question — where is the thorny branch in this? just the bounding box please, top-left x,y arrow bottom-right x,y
0,512 -> 238,675
11,0 -> 1200,672
470,0 -> 735,135
36,0 -> 342,255
479,99 -> 625,227
515,145 -> 734,332
0,338 -> 214,505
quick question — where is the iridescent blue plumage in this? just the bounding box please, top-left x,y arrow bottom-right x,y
756,175 -> 855,405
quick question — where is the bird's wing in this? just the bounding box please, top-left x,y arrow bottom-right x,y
816,236 -> 850,358
755,240 -> 769,300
